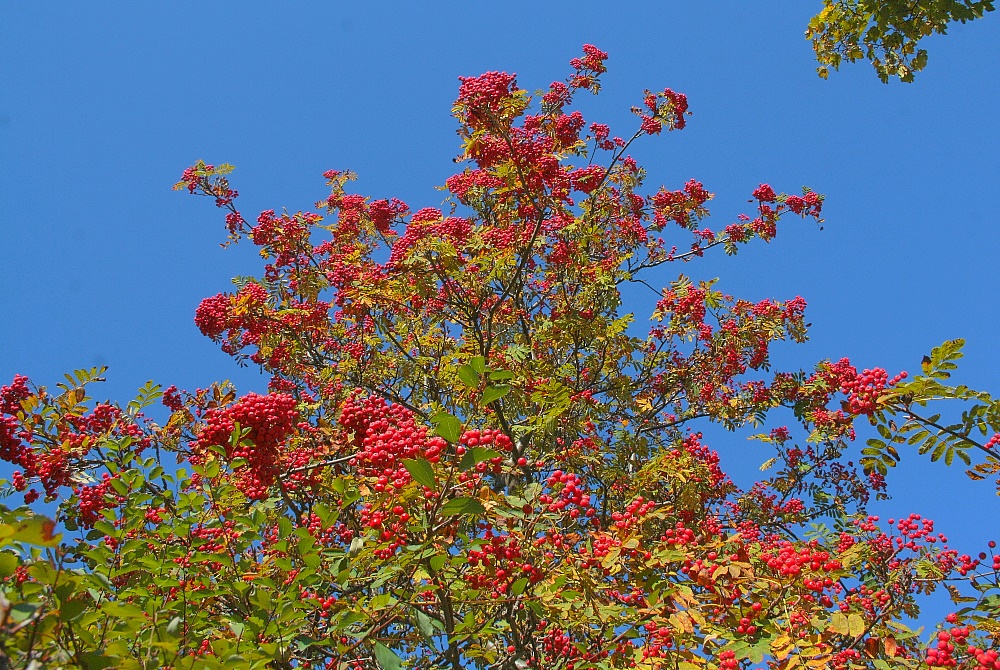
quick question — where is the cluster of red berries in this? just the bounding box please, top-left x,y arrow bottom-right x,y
445,169 -> 504,203
1,375 -> 39,501
535,622 -> 610,668
731,601 -> 768,637
358,505 -> 409,559
785,191 -> 823,217
195,392 -> 299,499
162,385 -> 184,412
458,427 -> 511,473
842,367 -> 907,415
580,533 -> 624,572
655,286 -> 707,326
926,623 -> 973,668
300,586 -> 337,618
63,403 -> 150,453
465,524 -> 543,594
75,473 -> 123,528
637,88 -> 689,134
539,470 -> 593,519
340,391 -> 446,493
31,449 -> 72,498
715,649 -> 739,669
650,179 -> 711,229
640,620 -> 675,659
610,495 -> 656,532
836,583 -> 891,619
568,44 -> 609,91
194,293 -> 231,339
761,540 -> 842,580
659,521 -> 698,548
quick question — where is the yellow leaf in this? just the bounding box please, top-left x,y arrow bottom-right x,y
771,633 -> 794,661
884,636 -> 898,657
830,612 -> 850,635
848,613 -> 866,638
668,612 -> 694,634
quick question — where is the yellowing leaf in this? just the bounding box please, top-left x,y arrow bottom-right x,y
848,612 -> 866,638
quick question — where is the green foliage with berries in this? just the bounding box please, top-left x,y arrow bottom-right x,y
4,46 -> 1000,670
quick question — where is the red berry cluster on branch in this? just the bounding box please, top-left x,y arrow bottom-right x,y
195,392 -> 299,499
841,367 -> 907,415
339,391 -> 450,493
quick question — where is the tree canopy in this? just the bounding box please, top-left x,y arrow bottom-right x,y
3,45 -> 1000,670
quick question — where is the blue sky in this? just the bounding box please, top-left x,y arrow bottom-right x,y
1,1 -> 998,619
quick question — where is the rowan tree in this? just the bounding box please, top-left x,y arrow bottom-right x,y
3,45 -> 1000,670
806,0 -> 995,82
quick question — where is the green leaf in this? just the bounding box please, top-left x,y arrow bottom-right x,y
489,370 -> 515,381
1,514 -> 61,548
931,440 -> 948,462
429,554 -> 447,573
60,598 -> 87,622
458,365 -> 480,388
402,458 -> 437,490
431,411 -> 462,444
373,642 -> 404,670
439,497 -> 486,516
79,652 -> 117,670
414,608 -> 436,641
469,356 -> 487,375
481,384 -> 510,406
459,447 -> 502,472
0,551 -> 18,577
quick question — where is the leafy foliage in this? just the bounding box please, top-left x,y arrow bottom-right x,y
807,0 -> 995,82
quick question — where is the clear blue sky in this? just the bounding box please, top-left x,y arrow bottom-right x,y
1,1 -> 998,619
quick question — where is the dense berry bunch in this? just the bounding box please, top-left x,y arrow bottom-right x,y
75,473 -> 123,528
458,427 -> 511,474
340,391 -> 446,492
465,524 -> 544,594
842,367 -> 907,415
0,375 -> 34,478
195,392 -> 299,499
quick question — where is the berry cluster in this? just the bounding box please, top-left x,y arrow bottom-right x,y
539,470 -> 593,519
926,625 -> 972,668
636,87 -> 689,134
359,505 -> 410,559
841,367 -> 907,415
340,391 -> 446,492
760,541 -> 841,584
1,375 -> 37,499
465,524 -> 544,594
650,179 -> 712,229
195,392 -> 299,499
75,473 -> 123,528
458,427 -> 511,474
568,44 -> 609,91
